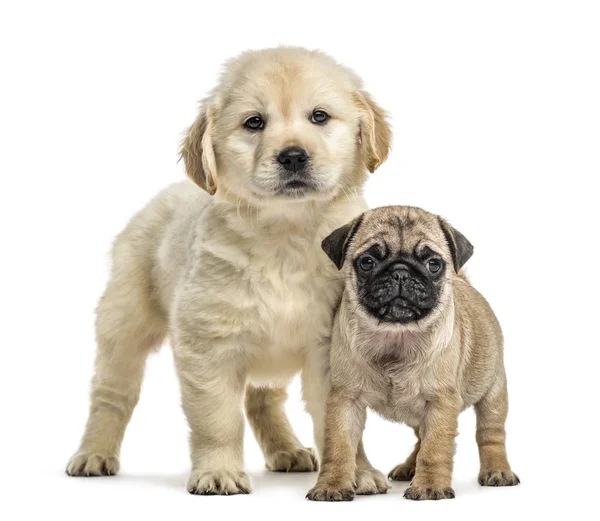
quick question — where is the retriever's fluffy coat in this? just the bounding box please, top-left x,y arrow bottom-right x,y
66,47 -> 391,495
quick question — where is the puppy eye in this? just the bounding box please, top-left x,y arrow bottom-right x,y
244,116 -> 265,131
427,259 -> 443,274
358,256 -> 375,272
311,110 -> 330,125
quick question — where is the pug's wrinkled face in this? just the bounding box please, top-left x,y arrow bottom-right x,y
322,206 -> 473,328
180,47 -> 391,205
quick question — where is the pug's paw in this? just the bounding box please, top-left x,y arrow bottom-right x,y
478,469 -> 520,487
403,483 -> 455,500
306,479 -> 355,501
388,463 -> 416,482
355,467 -> 390,495
266,447 -> 318,472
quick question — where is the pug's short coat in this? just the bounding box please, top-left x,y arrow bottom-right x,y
307,205 -> 519,501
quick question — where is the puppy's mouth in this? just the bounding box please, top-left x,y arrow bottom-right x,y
275,177 -> 318,196
285,180 -> 310,190
362,297 -> 430,324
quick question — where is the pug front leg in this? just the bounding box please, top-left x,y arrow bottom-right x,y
174,340 -> 250,495
306,391 -> 366,502
404,396 -> 458,501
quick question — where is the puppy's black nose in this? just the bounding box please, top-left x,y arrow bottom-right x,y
277,146 -> 308,173
391,264 -> 410,281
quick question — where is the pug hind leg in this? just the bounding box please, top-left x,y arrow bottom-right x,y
475,377 -> 520,487
355,439 -> 390,495
388,427 -> 420,482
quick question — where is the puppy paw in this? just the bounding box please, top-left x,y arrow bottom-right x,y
306,481 -> 355,502
478,469 -> 520,487
388,463 -> 416,482
403,484 -> 455,500
66,452 -> 119,477
355,467 -> 390,495
187,469 -> 251,495
266,447 -> 318,472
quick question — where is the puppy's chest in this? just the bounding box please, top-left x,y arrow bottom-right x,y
251,244 -> 338,337
203,231 -> 338,355
364,361 -> 430,427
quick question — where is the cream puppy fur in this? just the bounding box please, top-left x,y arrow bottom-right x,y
66,47 -> 392,495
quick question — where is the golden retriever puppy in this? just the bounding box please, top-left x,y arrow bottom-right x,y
66,46 -> 392,495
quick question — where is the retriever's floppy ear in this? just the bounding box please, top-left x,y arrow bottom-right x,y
322,214 -> 364,270
438,218 -> 474,272
355,90 -> 392,173
179,102 -> 218,195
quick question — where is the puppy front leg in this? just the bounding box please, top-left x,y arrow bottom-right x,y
306,391 -> 366,501
404,396 -> 459,500
174,340 -> 250,495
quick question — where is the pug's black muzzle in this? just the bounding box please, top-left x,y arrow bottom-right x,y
359,263 -> 437,323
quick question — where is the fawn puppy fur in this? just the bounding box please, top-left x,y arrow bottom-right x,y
307,205 -> 519,501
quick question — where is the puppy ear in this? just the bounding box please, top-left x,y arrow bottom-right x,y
322,214 -> 364,270
438,218 -> 474,272
179,102 -> 218,195
355,90 -> 392,173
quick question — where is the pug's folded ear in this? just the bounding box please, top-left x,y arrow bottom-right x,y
322,214 -> 364,270
179,100 -> 218,195
438,218 -> 474,272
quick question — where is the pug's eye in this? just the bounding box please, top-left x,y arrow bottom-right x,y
427,259 -> 443,274
311,110 -> 330,125
358,256 -> 375,272
244,116 -> 265,131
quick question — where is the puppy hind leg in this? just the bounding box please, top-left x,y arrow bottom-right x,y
66,276 -> 166,477
245,386 -> 317,472
355,439 -> 390,495
475,377 -> 520,487
301,344 -> 331,463
389,427 -> 421,482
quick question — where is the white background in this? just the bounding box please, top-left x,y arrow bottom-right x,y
1,1 -> 598,519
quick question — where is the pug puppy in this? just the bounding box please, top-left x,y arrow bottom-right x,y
307,205 -> 519,501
